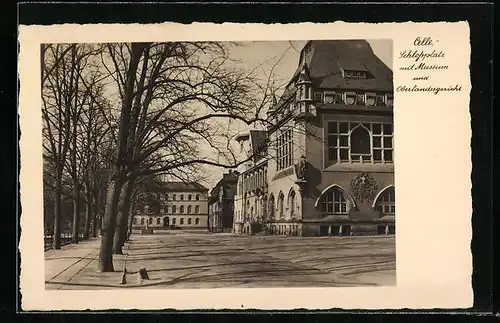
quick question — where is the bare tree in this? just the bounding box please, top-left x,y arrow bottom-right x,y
42,44 -> 81,249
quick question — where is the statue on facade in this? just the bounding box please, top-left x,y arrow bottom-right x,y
296,155 -> 308,181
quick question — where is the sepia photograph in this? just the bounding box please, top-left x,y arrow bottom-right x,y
41,39 -> 396,290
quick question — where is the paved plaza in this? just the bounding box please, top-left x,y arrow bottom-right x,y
45,231 -> 396,290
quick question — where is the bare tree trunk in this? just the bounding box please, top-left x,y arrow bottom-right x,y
113,179 -> 135,254
83,190 -> 92,240
71,183 -> 81,244
52,176 -> 62,249
97,43 -> 145,272
98,175 -> 123,272
91,190 -> 99,237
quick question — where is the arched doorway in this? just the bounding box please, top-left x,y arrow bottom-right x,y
163,217 -> 170,227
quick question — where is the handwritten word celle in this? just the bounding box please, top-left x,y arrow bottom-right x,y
413,36 -> 435,46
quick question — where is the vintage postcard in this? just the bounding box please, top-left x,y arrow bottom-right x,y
18,22 -> 472,310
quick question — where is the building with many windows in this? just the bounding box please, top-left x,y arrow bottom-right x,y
132,181 -> 209,231
234,39 -> 395,236
233,130 -> 269,234
208,170 -> 239,233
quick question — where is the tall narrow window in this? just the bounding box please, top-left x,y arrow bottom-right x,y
172,194 -> 177,200
180,194 -> 184,201
188,194 -> 192,200
278,192 -> 285,218
172,205 -> 177,214
196,194 -> 200,200
268,194 -> 275,219
289,190 -> 296,218
350,125 -> 371,163
195,205 -> 200,214
187,205 -> 192,214
188,218 -> 192,225
276,128 -> 293,171
180,205 -> 184,214
180,218 -> 184,225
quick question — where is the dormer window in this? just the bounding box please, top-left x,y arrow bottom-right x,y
345,92 -> 356,105
343,69 -> 368,79
365,93 -> 377,106
324,91 -> 335,104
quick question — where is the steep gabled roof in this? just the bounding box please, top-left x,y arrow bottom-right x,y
299,39 -> 393,91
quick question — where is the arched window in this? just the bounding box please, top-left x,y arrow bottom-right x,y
134,218 -> 138,224
187,205 -> 192,214
173,194 -> 177,200
166,194 -> 169,200
172,205 -> 177,214
254,199 -> 258,218
180,218 -> 184,225
195,205 -> 199,214
196,194 -> 200,200
156,218 -> 161,225
268,194 -> 275,219
148,218 -> 153,225
261,196 -> 267,220
195,218 -> 199,225
246,200 -> 250,220
288,190 -> 296,218
351,125 -> 371,162
172,218 -> 176,225
278,192 -> 285,218
165,206 -> 169,213
188,194 -> 192,200
320,187 -> 348,216
188,218 -> 192,225
180,194 -> 184,201
180,205 -> 185,214
140,218 -> 145,225
377,187 -> 395,215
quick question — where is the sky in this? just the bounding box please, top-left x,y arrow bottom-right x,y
199,40 -> 393,191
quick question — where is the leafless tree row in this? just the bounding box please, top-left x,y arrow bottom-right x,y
42,41 -> 317,272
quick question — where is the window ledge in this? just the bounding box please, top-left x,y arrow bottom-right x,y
324,163 -> 394,172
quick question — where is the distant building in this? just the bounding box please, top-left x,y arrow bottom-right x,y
233,130 -> 269,235
208,170 -> 239,233
132,181 -> 209,231
234,40 -> 395,236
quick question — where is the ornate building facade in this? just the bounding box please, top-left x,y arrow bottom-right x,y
234,40 -> 395,236
132,182 -> 209,231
